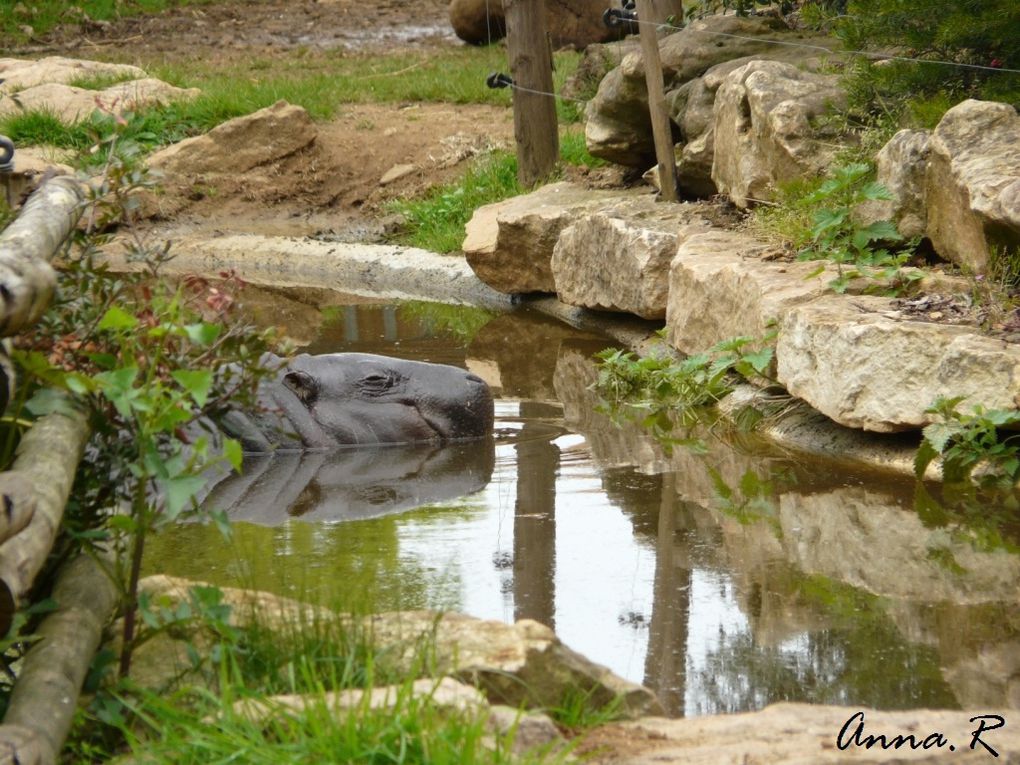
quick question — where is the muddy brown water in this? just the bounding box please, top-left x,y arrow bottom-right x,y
144,295 -> 1020,717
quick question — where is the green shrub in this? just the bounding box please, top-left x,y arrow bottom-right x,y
836,0 -> 1020,117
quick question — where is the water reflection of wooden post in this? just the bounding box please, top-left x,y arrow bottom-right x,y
512,407 -> 560,630
644,472 -> 690,716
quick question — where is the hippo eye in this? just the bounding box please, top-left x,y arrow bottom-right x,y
359,372 -> 395,393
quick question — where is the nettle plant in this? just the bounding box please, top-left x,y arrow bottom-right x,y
799,162 -> 920,294
11,111 -> 279,679
915,396 -> 1020,487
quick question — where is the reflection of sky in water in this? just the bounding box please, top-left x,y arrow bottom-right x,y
685,569 -> 751,716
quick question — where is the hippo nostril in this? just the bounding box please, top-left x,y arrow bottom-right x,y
465,373 -> 485,384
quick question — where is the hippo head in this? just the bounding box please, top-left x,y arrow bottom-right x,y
223,352 -> 494,452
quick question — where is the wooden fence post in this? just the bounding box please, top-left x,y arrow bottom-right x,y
503,0 -> 559,187
635,0 -> 679,202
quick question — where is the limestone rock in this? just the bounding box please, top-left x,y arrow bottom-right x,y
711,60 -> 846,208
584,703 -> 1020,764
229,678 -> 488,725
666,230 -> 832,355
6,147 -> 74,203
584,15 -> 805,167
448,0 -> 622,48
776,295 -> 1020,432
463,182 -> 643,294
552,198 -> 716,318
135,575 -> 664,717
0,56 -> 145,93
0,79 -> 200,123
487,706 -> 565,757
148,100 -> 316,176
925,99 -> 1020,273
856,129 -> 931,239
561,41 -> 639,103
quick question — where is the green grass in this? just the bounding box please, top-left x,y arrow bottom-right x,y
390,150 -> 521,254
66,592 -> 576,764
99,682 -> 561,765
0,0 -> 216,43
388,129 -> 605,254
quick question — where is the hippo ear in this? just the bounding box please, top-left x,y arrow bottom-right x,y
283,371 -> 319,406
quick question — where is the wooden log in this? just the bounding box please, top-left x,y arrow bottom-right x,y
0,554 -> 118,765
0,724 -> 46,765
0,176 -> 84,338
635,0 -> 679,202
0,409 -> 91,634
504,0 -> 559,187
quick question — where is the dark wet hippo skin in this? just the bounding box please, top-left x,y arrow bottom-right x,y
220,352 -> 494,453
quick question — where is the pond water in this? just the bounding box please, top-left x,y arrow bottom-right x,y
144,293 -> 1020,718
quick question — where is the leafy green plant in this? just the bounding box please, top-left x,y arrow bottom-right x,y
797,163 -> 918,293
836,0 -> 1020,116
11,112 -> 278,680
915,396 -> 1020,486
593,334 -> 775,410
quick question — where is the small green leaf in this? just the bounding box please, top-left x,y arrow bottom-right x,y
171,369 -> 213,408
162,474 -> 208,519
97,306 -> 139,331
860,181 -> 894,201
184,323 -> 222,346
914,439 -> 939,479
222,438 -> 243,472
741,348 -> 774,375
922,422 -> 956,454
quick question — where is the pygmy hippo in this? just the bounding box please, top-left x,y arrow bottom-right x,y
219,352 -> 494,453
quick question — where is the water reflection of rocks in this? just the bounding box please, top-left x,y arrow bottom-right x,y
550,344 -> 1020,715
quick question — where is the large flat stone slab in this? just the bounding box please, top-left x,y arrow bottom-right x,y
0,56 -> 145,93
583,703 -> 1020,764
463,182 -> 644,294
666,230 -> 831,354
103,233 -> 512,309
777,295 -> 1020,432
552,198 -> 719,319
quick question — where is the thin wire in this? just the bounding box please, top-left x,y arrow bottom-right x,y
630,16 -> 1020,75
506,81 -> 589,104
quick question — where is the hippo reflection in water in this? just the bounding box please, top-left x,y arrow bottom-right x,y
220,352 -> 495,451
201,352 -> 496,524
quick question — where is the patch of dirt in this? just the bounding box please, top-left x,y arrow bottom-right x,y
146,101 -> 518,240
